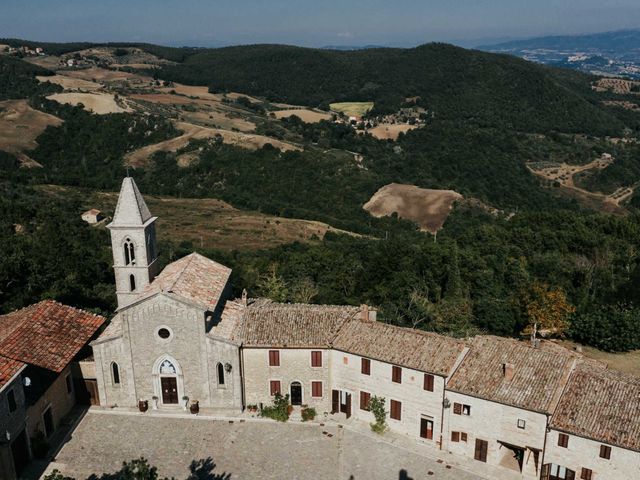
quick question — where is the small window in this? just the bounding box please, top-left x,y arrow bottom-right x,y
65,373 -> 73,394
360,391 -> 371,411
311,351 -> 322,367
517,419 -> 526,430
424,373 -> 434,392
451,431 -> 460,442
269,380 -> 281,396
111,362 -> 120,385
217,363 -> 225,385
581,468 -> 593,480
311,381 -> 322,398
157,328 -> 171,340
268,350 -> 280,367
124,239 -> 136,265
599,444 -> 611,459
361,358 -> 371,375
7,389 -> 17,413
392,366 -> 402,384
462,404 -> 471,416
390,399 -> 401,420
129,274 -> 136,292
558,433 -> 569,448
461,432 -> 468,442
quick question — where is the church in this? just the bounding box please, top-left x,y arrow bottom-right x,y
91,177 -> 640,480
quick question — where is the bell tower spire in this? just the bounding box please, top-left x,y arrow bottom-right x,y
107,177 -> 159,309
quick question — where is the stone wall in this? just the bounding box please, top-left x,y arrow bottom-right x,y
243,347 -> 332,412
26,365 -> 76,439
544,429 -> 640,480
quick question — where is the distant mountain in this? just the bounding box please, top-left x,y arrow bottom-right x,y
479,29 -> 640,79
321,45 -> 387,51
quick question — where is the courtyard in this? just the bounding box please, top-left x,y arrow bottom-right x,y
41,411 -> 485,480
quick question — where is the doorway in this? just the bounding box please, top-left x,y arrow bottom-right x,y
10,429 -> 29,476
161,377 -> 179,404
42,406 -> 54,438
290,381 -> 303,406
331,390 -> 351,418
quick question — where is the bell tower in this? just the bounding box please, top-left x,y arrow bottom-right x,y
107,177 -> 159,309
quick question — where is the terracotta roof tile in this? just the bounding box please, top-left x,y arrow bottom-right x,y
333,319 -> 466,377
236,302 -> 359,347
550,365 -> 640,451
136,253 -> 231,310
0,355 -> 25,391
0,300 -> 105,373
447,336 -> 578,413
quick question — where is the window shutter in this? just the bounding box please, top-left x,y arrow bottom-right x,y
331,390 -> 339,413
558,433 -> 569,448
420,418 -> 433,440
268,350 -> 280,366
311,351 -> 322,367
359,391 -> 370,411
599,445 -> 611,459
453,402 -> 462,415
474,439 -> 488,462
270,380 -> 281,396
311,381 -> 322,397
580,468 -> 592,480
451,431 -> 460,442
461,432 -> 468,442
424,374 -> 434,392
392,366 -> 402,383
390,399 -> 401,420
361,358 -> 371,375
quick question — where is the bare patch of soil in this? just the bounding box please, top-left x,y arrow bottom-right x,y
37,75 -> 102,91
368,124 -> 418,140
273,109 -> 332,123
0,100 -> 63,160
46,92 -> 131,114
363,183 -> 462,234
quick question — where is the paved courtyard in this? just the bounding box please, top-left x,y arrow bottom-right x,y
41,411 -> 485,480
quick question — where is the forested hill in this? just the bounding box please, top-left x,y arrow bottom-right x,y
157,43 -> 623,135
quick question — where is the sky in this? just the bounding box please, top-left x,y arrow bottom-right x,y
1,0 -> 639,48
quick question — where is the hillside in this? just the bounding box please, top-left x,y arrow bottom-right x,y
158,43 -> 624,135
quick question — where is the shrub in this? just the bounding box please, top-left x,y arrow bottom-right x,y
260,392 -> 290,422
370,396 -> 387,434
301,407 -> 317,421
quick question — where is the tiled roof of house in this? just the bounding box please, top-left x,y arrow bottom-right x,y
136,253 -> 231,311
0,355 -> 25,392
0,300 -> 105,373
550,365 -> 640,451
235,303 -> 360,347
332,319 -> 467,377
447,336 -> 578,413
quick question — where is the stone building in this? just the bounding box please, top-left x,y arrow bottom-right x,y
91,177 -> 640,480
0,301 -> 105,480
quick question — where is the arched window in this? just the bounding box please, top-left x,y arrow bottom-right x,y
123,239 -> 135,265
111,362 -> 120,385
129,274 -> 136,292
217,363 -> 225,385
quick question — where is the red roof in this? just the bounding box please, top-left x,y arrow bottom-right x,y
0,355 -> 25,391
0,300 -> 105,373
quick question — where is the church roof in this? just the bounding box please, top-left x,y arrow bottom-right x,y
0,300 -> 105,373
235,302 -> 360,347
332,318 -> 467,377
446,335 -> 579,414
109,177 -> 153,227
550,365 -> 640,452
136,252 -> 231,311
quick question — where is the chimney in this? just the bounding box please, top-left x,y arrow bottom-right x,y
360,304 -> 369,321
241,289 -> 248,307
503,363 -> 515,381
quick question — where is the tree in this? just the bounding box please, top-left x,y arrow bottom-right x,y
369,396 -> 387,434
521,282 -> 575,340
290,277 -> 319,303
256,264 -> 288,302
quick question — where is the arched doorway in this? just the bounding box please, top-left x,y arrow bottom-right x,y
290,381 -> 303,406
152,356 -> 183,406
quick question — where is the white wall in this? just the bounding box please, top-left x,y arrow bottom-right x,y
330,349 -> 446,448
544,429 -> 640,480
444,391 -> 547,479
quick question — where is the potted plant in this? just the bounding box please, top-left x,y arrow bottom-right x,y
190,399 -> 200,415
138,399 -> 148,413
247,404 -> 258,413
182,395 -> 189,410
152,396 -> 159,410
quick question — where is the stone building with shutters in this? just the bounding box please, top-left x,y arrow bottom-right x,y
91,177 -> 640,480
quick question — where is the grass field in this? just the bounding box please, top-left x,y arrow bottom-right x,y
329,102 -> 374,117
559,340 -> 640,376
38,185 -> 359,251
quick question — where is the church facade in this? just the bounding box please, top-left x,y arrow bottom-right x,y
92,178 -> 640,480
